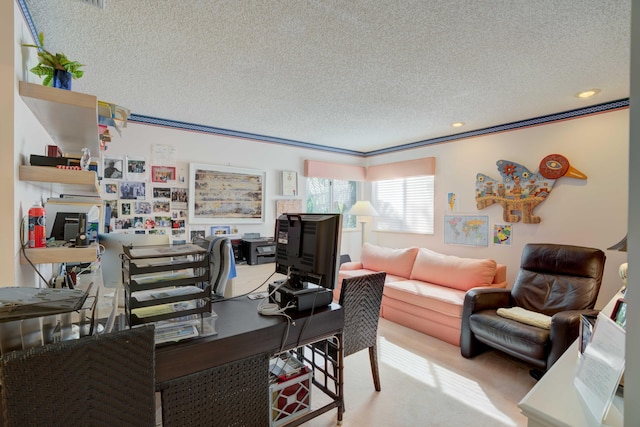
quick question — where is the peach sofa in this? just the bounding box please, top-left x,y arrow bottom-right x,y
338,243 -> 507,346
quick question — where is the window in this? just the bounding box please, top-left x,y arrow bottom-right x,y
372,176 -> 434,234
306,178 -> 358,228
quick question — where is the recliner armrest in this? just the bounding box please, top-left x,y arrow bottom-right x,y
460,288 -> 513,358
547,309 -> 599,369
463,288 -> 513,314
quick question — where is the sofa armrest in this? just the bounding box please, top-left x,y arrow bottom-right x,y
490,264 -> 508,288
547,309 -> 599,368
340,261 -> 363,271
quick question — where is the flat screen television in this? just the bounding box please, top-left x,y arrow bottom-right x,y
274,213 -> 342,290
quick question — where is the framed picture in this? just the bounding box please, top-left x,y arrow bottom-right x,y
493,224 -> 512,246
119,181 -> 146,200
447,192 -> 457,212
276,199 -> 303,217
152,165 -> 177,183
126,156 -> 147,181
102,155 -> 124,179
579,314 -> 597,354
443,214 -> 489,246
104,181 -> 119,198
611,298 -> 627,329
210,225 -> 231,236
189,163 -> 265,224
281,170 -> 298,196
153,187 -> 172,199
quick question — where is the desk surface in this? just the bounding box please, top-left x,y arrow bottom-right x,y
518,291 -> 625,427
155,297 -> 344,383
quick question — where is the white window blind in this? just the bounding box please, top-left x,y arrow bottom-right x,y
372,176 -> 434,234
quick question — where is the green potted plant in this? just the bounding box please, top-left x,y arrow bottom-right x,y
23,32 -> 84,90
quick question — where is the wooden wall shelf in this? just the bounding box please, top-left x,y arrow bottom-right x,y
20,245 -> 99,265
19,165 -> 99,195
19,81 -> 100,157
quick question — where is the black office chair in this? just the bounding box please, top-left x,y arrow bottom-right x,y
194,235 -> 233,298
209,236 -> 233,298
0,326 -> 156,427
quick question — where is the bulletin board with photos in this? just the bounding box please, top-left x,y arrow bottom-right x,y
101,148 -> 192,244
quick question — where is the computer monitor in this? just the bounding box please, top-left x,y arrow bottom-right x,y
274,213 -> 342,290
49,212 -> 80,241
99,232 -> 170,288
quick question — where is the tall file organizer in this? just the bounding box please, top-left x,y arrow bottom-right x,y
121,243 -> 216,343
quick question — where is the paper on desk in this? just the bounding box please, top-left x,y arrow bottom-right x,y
574,312 -> 625,424
132,285 -> 203,302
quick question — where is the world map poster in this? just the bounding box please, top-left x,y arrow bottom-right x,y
444,215 -> 489,246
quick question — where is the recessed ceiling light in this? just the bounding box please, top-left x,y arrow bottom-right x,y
576,89 -> 601,99
451,122 -> 465,128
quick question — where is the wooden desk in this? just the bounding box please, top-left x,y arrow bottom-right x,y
155,297 -> 344,425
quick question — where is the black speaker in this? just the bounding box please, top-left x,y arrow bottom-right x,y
75,213 -> 89,247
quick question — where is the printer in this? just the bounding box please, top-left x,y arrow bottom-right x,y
242,238 -> 276,265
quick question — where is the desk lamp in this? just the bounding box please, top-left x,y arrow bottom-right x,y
348,201 -> 379,246
608,235 -> 628,292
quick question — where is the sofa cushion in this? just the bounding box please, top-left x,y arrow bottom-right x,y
360,243 -> 418,279
409,248 -> 497,291
383,280 -> 466,318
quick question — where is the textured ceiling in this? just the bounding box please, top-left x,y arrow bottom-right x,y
21,0 -> 631,155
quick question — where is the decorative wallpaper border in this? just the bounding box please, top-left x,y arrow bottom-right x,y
131,99 -> 629,157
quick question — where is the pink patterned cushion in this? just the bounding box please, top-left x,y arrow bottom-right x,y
360,243 -> 418,279
409,248 -> 497,291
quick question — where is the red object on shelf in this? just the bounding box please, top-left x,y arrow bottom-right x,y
47,145 -> 62,157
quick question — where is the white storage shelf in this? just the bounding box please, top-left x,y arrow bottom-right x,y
19,81 -> 100,157
18,82 -> 103,265
20,245 -> 99,265
19,165 -> 99,195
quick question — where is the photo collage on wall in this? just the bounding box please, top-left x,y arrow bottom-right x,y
101,145 -> 192,244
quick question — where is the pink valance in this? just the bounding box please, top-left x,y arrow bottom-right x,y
366,157 -> 436,181
304,160 -> 366,181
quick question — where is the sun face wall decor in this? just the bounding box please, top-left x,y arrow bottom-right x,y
475,154 -> 587,224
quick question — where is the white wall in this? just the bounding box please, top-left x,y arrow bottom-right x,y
99,109 -> 629,309
1,1 -> 55,288
102,122 -> 364,251
366,110 -> 629,308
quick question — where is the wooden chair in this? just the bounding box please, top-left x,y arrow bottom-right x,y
338,271 -> 387,391
0,326 -> 156,427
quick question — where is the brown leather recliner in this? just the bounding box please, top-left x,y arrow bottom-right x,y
460,243 -> 606,372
